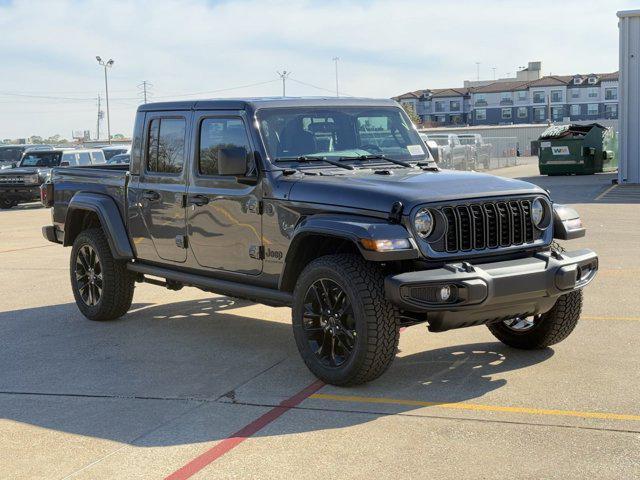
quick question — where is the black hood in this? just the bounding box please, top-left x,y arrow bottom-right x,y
287,168 -> 547,213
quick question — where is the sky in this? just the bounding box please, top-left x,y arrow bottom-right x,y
0,0 -> 635,139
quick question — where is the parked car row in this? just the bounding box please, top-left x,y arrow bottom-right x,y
419,133 -> 492,170
0,144 -> 130,209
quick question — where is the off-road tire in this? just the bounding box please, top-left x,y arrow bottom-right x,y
292,254 -> 400,386
487,290 -> 583,349
70,228 -> 134,321
0,196 -> 14,209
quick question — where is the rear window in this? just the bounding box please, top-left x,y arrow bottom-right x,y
429,137 -> 449,146
90,151 -> 106,164
62,153 -> 77,165
146,118 -> 186,174
77,152 -> 91,166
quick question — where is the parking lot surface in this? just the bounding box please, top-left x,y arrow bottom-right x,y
1,160 -> 639,479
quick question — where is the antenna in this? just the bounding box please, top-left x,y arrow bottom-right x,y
332,57 -> 340,97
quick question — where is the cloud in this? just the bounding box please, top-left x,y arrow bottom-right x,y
0,0 -> 631,138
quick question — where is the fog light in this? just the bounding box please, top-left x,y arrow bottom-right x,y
439,285 -> 451,301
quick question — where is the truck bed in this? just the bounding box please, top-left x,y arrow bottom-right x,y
51,165 -> 130,225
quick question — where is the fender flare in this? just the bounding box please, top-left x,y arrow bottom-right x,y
279,214 -> 419,290
64,192 -> 134,260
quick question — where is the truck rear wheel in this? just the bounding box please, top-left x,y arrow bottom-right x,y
70,228 -> 134,321
487,290 -> 583,349
0,196 -> 14,209
292,254 -> 400,386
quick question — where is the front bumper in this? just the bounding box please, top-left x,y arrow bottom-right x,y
0,185 -> 40,202
385,249 -> 598,332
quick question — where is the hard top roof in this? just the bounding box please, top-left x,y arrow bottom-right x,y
138,96 -> 398,112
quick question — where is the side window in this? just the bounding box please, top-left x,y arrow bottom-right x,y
62,153 -> 76,165
77,152 -> 91,166
146,118 -> 186,174
90,151 -> 106,164
199,117 -> 251,176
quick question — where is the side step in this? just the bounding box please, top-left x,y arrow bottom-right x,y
127,262 -> 292,307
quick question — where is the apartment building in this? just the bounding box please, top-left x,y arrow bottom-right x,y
395,71 -> 618,126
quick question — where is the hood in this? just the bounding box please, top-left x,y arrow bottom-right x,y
0,166 -> 46,176
287,168 -> 547,213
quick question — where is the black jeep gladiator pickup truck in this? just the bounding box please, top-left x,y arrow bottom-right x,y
42,98 -> 598,386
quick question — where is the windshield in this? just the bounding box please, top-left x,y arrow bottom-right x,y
429,137 -> 449,146
256,107 -> 428,164
458,137 -> 476,145
0,147 -> 24,162
19,152 -> 62,167
103,148 -> 128,160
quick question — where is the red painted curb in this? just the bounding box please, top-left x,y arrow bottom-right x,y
165,379 -> 325,480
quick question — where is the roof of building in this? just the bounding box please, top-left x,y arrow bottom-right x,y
473,81 -> 530,93
430,87 -> 471,97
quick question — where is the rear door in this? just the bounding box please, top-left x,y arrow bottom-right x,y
135,111 -> 191,263
186,111 -> 262,275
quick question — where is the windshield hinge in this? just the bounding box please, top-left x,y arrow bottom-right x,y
389,201 -> 403,223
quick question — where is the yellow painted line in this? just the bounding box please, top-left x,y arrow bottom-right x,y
582,315 -> 640,322
310,393 -> 640,422
595,184 -> 618,201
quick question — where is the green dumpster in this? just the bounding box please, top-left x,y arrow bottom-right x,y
536,123 -> 618,175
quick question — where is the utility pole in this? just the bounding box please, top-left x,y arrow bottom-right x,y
276,70 -> 291,97
96,56 -> 114,144
475,62 -> 481,81
96,94 -> 101,141
332,57 -> 340,97
492,67 -> 496,80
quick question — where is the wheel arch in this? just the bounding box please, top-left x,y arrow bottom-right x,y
63,192 -> 134,260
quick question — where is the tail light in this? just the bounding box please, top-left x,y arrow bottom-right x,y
40,182 -> 54,207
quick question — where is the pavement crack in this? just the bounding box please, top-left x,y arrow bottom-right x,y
215,356 -> 289,403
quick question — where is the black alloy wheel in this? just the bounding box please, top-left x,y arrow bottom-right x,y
301,278 -> 357,367
75,244 -> 103,307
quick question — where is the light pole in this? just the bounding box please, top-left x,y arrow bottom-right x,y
276,70 -> 291,97
332,57 -> 340,97
96,56 -> 114,144
475,62 -> 481,81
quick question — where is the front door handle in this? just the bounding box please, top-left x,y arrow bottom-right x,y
142,190 -> 160,201
188,194 -> 210,207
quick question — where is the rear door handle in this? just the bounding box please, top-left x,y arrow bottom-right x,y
188,194 -> 209,207
142,190 -> 160,201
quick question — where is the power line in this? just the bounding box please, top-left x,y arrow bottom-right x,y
138,81 -> 153,104
289,77 -> 354,97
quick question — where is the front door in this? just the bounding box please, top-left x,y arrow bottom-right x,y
136,111 -> 190,263
187,112 -> 262,275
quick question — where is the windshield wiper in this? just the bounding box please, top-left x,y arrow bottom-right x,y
276,155 -> 354,170
340,154 -> 413,168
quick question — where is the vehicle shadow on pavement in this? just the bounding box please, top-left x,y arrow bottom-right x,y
0,297 -> 553,447
511,172 -> 624,204
0,202 -> 43,212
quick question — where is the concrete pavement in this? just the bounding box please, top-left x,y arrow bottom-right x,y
0,162 -> 638,479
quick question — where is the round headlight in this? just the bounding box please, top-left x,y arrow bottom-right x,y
531,198 -> 545,227
414,208 -> 434,238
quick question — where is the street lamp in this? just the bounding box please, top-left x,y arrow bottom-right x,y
96,56 -> 114,144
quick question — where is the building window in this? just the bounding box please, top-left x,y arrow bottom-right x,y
571,89 -> 580,99
517,91 -> 527,101
449,100 -> 460,111
570,104 -> 581,117
434,101 -> 445,112
533,91 -> 545,103
551,90 -> 563,103
500,92 -> 512,104
475,108 -> 486,120
534,107 -> 546,121
517,107 -> 527,118
587,104 -> 599,116
605,87 -> 617,100
552,106 -> 563,120
475,94 -> 487,106
605,104 -> 618,117
436,115 -> 446,123
501,108 -> 512,119
587,87 -> 599,98
587,76 -> 598,84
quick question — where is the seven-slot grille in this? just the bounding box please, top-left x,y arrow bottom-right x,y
0,175 -> 26,185
432,199 -> 538,253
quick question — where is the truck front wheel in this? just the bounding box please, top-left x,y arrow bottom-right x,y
0,196 -> 14,209
487,290 -> 583,349
70,228 -> 135,321
292,254 -> 400,386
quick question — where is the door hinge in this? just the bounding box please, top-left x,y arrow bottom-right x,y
249,245 -> 264,260
248,199 -> 263,215
176,235 -> 188,249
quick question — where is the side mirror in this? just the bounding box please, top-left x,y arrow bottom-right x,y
218,147 -> 248,175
